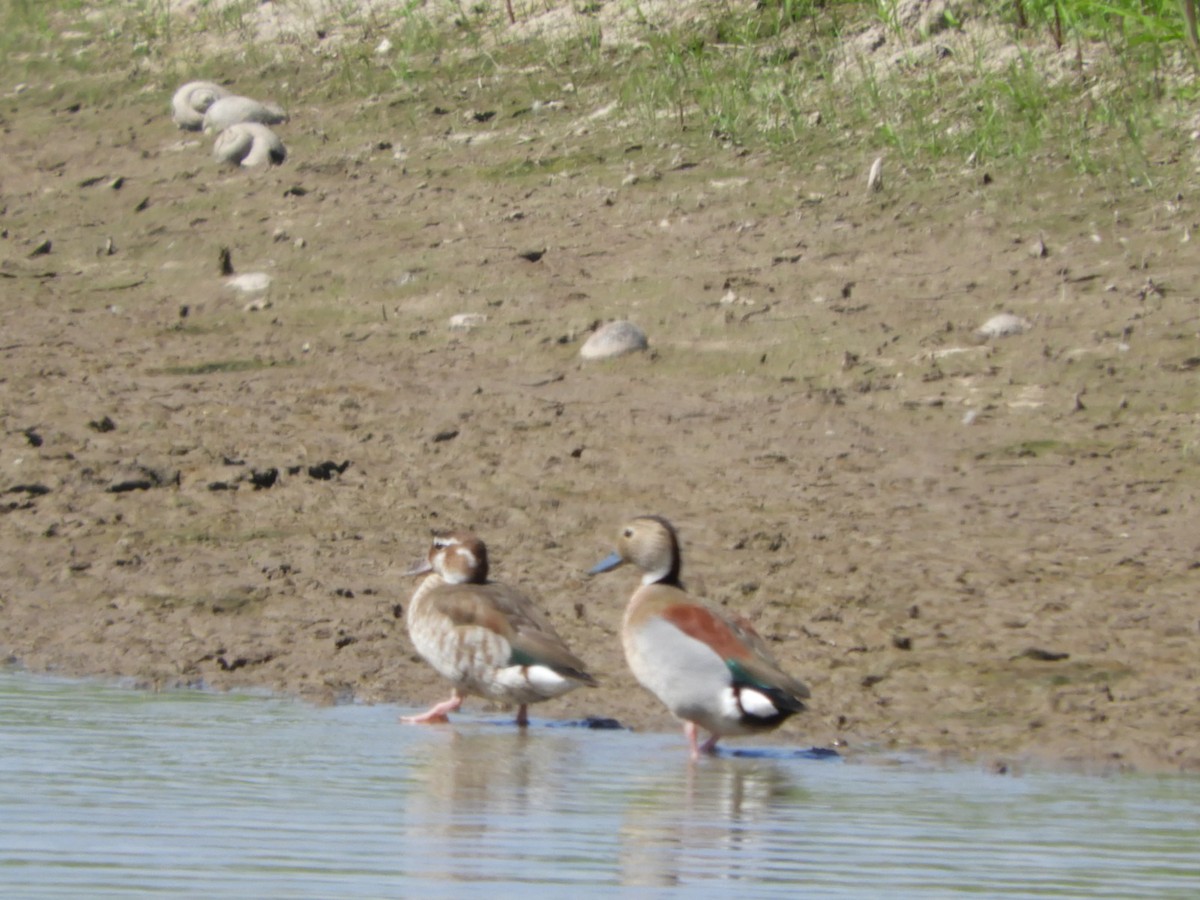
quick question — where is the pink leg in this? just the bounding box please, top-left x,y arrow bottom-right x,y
699,733 -> 721,756
516,704 -> 529,727
400,691 -> 463,724
684,721 -> 720,759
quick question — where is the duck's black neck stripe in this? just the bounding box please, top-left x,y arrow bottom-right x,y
638,514 -> 683,587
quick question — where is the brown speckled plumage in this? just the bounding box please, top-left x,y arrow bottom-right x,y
402,531 -> 596,726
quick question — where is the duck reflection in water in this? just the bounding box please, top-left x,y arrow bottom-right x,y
402,728 -> 580,883
620,756 -> 806,888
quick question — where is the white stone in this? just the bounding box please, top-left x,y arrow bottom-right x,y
172,81 -> 229,130
867,156 -> 884,192
225,272 -> 272,293
580,320 -> 648,360
213,123 -> 286,167
976,313 -> 1031,339
449,313 -> 487,331
203,95 -> 288,134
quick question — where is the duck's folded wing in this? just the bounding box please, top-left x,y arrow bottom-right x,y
662,602 -> 809,707
431,584 -> 596,685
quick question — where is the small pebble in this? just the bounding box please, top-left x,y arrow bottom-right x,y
580,320 -> 648,360
449,313 -> 487,331
867,156 -> 884,192
225,272 -> 272,294
976,313 -> 1030,339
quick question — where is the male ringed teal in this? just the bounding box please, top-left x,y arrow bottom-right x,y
402,530 -> 597,726
589,515 -> 809,759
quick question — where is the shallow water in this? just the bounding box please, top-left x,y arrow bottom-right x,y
1,672 -> 1197,898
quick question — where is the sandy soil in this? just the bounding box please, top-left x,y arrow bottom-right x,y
2,5 -> 1198,773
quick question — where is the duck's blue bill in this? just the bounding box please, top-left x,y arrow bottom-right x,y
587,552 -> 623,575
404,558 -> 433,577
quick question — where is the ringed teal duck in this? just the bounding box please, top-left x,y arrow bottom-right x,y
402,531 -> 597,726
589,515 -> 809,759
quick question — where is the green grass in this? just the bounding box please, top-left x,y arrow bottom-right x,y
0,0 -> 97,82
483,150 -> 605,180
611,1 -> 1192,175
3,0 -> 1195,179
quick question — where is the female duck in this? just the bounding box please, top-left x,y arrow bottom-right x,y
403,531 -> 596,726
590,515 -> 809,758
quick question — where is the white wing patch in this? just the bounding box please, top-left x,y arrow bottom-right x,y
495,665 -> 575,699
737,687 -> 780,720
718,688 -> 743,721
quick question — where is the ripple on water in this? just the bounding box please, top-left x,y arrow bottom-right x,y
1,672 -> 1198,898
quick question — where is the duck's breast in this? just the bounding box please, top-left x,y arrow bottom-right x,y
623,604 -> 732,722
407,585 -> 510,690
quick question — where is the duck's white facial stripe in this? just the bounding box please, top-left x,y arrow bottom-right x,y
641,563 -> 671,586
435,543 -> 478,584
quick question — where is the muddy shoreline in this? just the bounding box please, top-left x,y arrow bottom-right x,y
2,8 -> 1199,774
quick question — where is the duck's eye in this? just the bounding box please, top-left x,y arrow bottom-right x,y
622,528 -> 634,538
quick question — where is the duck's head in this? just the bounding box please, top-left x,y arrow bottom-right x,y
588,515 -> 682,586
408,530 -> 490,584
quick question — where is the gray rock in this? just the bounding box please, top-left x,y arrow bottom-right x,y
449,313 -> 488,331
203,95 -> 288,134
213,123 -> 286,167
225,272 -> 272,293
580,320 -> 648,360
172,81 -> 229,130
976,313 -> 1030,339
